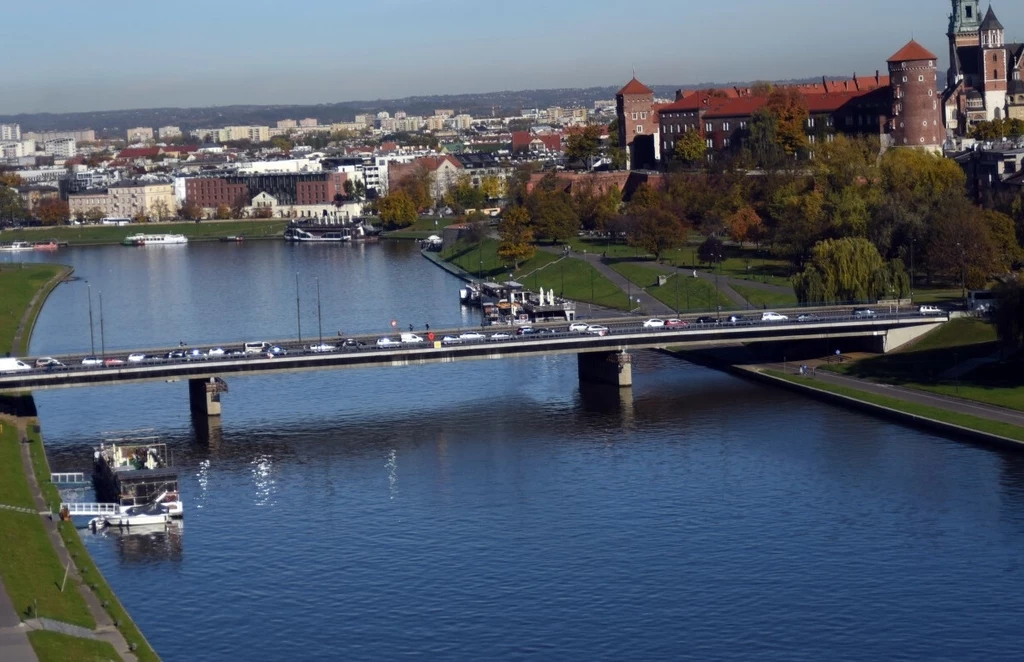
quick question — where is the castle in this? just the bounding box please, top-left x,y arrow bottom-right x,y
944,2 -> 1024,131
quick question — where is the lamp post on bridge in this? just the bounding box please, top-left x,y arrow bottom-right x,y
316,277 -> 323,349
295,272 -> 302,343
87,284 -> 96,357
99,292 -> 105,359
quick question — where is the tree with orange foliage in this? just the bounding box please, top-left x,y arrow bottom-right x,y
36,199 -> 70,226
0,171 -> 23,188
726,206 -> 762,246
765,87 -> 809,157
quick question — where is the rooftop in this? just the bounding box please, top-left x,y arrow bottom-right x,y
618,77 -> 654,97
888,39 -> 937,63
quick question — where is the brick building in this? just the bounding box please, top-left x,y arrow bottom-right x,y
616,77 -> 660,169
888,40 -> 944,151
185,172 -> 346,208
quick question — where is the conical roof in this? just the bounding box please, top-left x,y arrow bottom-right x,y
618,77 -> 653,96
887,39 -> 938,63
980,6 -> 1004,31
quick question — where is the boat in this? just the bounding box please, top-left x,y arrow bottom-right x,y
121,233 -> 188,246
89,497 -> 171,529
93,441 -> 183,518
284,227 -> 351,242
219,235 -> 244,242
32,241 -> 59,251
0,241 -> 33,252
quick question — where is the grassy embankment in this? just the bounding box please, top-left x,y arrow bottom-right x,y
0,219 -> 288,246
0,263 -> 69,356
441,238 -> 630,310
824,318 -> 1023,413
764,369 -> 1024,443
606,262 -> 734,313
27,630 -> 121,662
383,217 -> 459,240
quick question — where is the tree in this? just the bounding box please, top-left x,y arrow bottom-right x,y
748,108 -> 784,169
377,190 -> 418,228
565,125 -> 603,170
0,171 -> 23,188
793,237 -> 893,304
480,175 -> 504,200
0,186 -> 24,223
574,182 -> 620,233
993,281 -> 1024,347
36,199 -> 70,226
765,87 -> 810,158
928,204 -> 997,291
181,201 -> 203,221
673,130 -> 707,166
85,207 -> 105,223
150,198 -> 172,222
342,180 -> 355,200
132,210 -> 149,223
215,204 -> 232,220
726,206 -> 762,246
525,178 -> 578,242
627,208 -> 688,261
253,207 -> 274,219
271,135 -> 294,152
983,209 -> 1023,273
497,206 -> 536,269
698,235 -> 726,266
445,174 -> 486,213
395,166 -> 434,212
230,193 -> 248,219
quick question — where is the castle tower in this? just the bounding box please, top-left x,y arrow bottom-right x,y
980,6 -> 1007,119
888,40 -> 944,152
948,0 -> 982,85
616,77 -> 655,170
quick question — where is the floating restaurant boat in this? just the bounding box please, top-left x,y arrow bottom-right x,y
284,227 -> 350,242
121,233 -> 188,246
93,441 -> 183,518
0,241 -> 34,252
32,241 -> 59,251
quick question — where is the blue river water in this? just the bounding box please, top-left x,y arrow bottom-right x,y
6,241 -> 1024,661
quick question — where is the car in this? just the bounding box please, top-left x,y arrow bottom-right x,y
376,337 -> 398,347
166,350 -> 187,359
724,315 -> 753,325
761,311 -> 789,322
308,343 -> 337,353
853,308 -> 876,319
695,316 -> 719,325
225,349 -> 245,357
103,358 -> 125,366
516,327 -> 536,335
532,328 -> 557,335
186,348 -> 206,359
459,332 -> 485,341
0,358 -> 32,373
400,333 -> 425,344
796,314 -> 820,322
664,319 -> 688,328
268,345 -> 287,356
441,335 -> 462,345
207,347 -> 226,357
642,318 -> 665,328
586,325 -> 609,336
34,357 -> 64,368
127,353 -> 147,363
568,322 -> 589,332
244,341 -> 272,355
919,305 -> 943,316
489,332 -> 514,341
341,338 -> 366,349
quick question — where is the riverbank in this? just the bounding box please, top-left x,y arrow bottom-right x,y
0,219 -> 288,246
0,269 -> 158,660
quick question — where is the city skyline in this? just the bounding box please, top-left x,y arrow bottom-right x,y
5,0 -> 1024,115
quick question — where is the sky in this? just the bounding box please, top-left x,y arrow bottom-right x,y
4,0 -> 1024,115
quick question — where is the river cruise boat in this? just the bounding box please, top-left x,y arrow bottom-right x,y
0,241 -> 33,251
93,441 -> 183,518
121,233 -> 188,246
284,227 -> 351,242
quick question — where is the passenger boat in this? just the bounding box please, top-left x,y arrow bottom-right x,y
219,235 -> 244,242
93,441 -> 183,518
33,241 -> 59,251
0,241 -> 33,252
121,233 -> 188,246
284,227 -> 351,242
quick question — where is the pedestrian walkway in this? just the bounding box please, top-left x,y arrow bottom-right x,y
538,245 -> 675,315
0,579 -> 37,662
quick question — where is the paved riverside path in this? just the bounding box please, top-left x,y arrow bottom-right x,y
754,361 -> 1024,429
0,579 -> 37,662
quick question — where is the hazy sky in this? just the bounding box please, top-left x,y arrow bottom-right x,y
4,0 -> 1024,115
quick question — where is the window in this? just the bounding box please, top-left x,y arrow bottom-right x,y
705,122 -> 713,132
994,53 -> 999,62
640,112 -> 647,120
723,122 -> 730,131
636,125 -> 643,134
808,134 -> 815,144
995,69 -> 999,79
739,121 -> 747,130
723,138 -> 730,148
631,112 -> 638,120
928,89 -> 933,97
807,118 -> 815,128
706,139 -> 713,149
918,75 -> 924,82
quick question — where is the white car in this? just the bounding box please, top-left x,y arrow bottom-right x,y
459,332 -> 485,341
586,325 -> 609,336
207,347 -> 226,357
308,343 -> 337,353
376,337 -> 398,347
568,322 -> 589,332
127,353 -> 147,363
81,356 -> 103,366
643,319 -> 665,328
919,305 -> 943,316
761,312 -> 789,322
34,357 -> 63,368
441,335 -> 462,345
489,332 -> 513,341
400,333 -> 425,344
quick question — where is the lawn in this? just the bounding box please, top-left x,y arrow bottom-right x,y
730,283 -> 799,309
912,287 -> 965,307
0,264 -> 67,356
764,369 -> 1024,443
607,262 -> 733,312
384,217 -> 459,239
0,219 -> 288,245
442,239 -> 630,309
0,424 -> 95,628
28,630 -> 121,662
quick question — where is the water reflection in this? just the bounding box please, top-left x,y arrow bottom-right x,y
96,521 -> 184,565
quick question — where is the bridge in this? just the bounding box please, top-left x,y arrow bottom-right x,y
1,307 -> 947,415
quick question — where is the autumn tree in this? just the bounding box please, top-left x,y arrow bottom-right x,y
928,203 -> 998,291
480,175 -> 504,200
215,204 -> 232,220
565,125 -> 603,170
627,207 -> 687,261
150,198 -> 172,222
697,235 -> 726,266
0,171 -> 23,188
377,190 -> 418,228
36,199 -> 70,226
726,206 -> 762,246
993,281 -> 1024,347
181,201 -> 203,221
748,108 -> 784,169
793,237 -> 895,304
525,173 -> 578,242
0,186 -> 25,223
85,207 -> 105,223
673,130 -> 707,167
765,87 -> 810,158
445,174 -> 485,213
253,207 -> 274,219
394,166 -> 434,211
497,206 -> 536,269
573,182 -> 620,233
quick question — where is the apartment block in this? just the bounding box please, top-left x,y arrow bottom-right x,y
157,126 -> 182,140
277,119 -> 298,129
298,118 -> 318,128
127,127 -> 154,143
23,129 -> 96,143
43,137 -> 76,158
0,123 -> 20,140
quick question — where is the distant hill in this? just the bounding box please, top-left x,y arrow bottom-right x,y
0,78 -> 833,138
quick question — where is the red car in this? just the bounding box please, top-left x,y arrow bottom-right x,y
103,358 -> 125,366
664,319 -> 689,328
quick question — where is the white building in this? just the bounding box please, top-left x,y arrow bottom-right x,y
452,114 -> 474,130
43,138 -> 76,158
0,123 -> 21,141
236,158 -> 323,174
0,139 -> 35,159
157,126 -> 182,140
126,127 -> 154,143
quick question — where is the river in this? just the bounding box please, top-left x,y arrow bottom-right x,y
6,241 -> 1024,661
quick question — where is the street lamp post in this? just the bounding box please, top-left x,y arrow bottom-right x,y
99,292 -> 105,359
316,277 -> 323,348
295,273 -> 302,343
87,285 -> 95,357
909,239 -> 915,303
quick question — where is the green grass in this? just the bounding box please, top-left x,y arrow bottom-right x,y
384,217 -> 459,240
26,426 -> 159,662
28,630 -> 122,662
0,264 -> 66,356
911,287 -> 965,307
0,424 -> 95,628
607,262 -> 733,312
730,283 -> 798,309
568,237 -> 652,260
442,239 -> 630,309
764,369 -> 1024,443
0,220 -> 288,245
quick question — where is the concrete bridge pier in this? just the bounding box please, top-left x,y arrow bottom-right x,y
577,351 -> 633,388
189,377 -> 228,417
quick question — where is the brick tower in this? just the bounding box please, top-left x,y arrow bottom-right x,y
616,76 -> 655,169
888,40 -> 944,152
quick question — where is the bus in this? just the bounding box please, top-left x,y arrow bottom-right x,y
99,217 -> 131,226
968,290 -> 996,312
